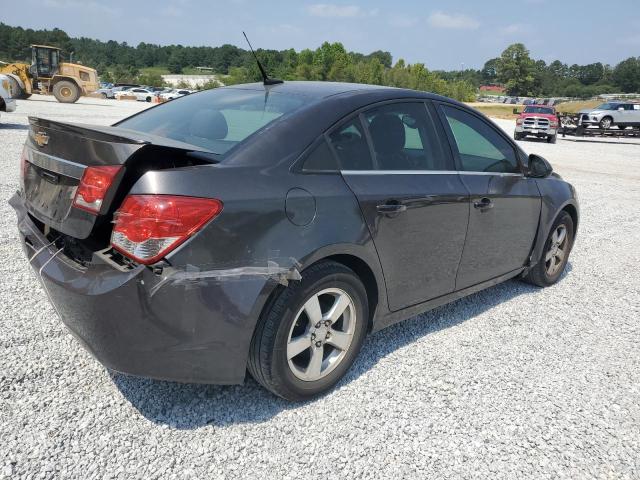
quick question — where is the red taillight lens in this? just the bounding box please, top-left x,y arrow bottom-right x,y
111,195 -> 223,265
73,165 -> 122,214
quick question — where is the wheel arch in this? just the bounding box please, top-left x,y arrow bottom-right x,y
561,202 -> 578,234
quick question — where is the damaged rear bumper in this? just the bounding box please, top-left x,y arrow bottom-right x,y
10,192 -> 291,384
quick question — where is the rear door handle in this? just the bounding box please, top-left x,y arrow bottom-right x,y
473,197 -> 493,210
376,203 -> 407,214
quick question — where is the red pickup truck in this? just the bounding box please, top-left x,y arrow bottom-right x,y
514,105 -> 560,143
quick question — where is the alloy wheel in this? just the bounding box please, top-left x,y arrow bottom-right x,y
545,224 -> 568,276
286,288 -> 356,381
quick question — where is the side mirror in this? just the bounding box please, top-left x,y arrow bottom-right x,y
528,154 -> 553,178
513,108 -> 520,114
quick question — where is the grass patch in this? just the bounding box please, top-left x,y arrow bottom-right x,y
466,103 -> 519,120
554,100 -> 601,114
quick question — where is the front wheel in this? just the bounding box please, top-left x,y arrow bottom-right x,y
599,116 -> 613,130
547,134 -> 557,144
248,261 -> 368,401
523,211 -> 574,287
514,132 -> 523,141
53,80 -> 80,103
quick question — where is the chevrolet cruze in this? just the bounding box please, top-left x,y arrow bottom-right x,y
11,81 -> 578,400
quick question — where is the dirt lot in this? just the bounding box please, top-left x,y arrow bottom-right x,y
1,95 -> 639,479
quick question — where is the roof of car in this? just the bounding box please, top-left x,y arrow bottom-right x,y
226,81 -> 412,99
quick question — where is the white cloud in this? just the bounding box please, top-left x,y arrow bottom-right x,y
307,4 -> 362,17
500,23 -> 529,35
428,11 -> 480,30
43,0 -> 119,14
389,15 -> 419,28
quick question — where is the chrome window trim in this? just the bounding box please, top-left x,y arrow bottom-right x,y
340,170 -> 523,177
27,148 -> 86,180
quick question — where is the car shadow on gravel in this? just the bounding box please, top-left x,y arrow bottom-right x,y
111,263 -> 572,429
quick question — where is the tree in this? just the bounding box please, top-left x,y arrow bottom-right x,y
612,57 -> 640,93
496,43 -> 536,96
481,58 -> 499,83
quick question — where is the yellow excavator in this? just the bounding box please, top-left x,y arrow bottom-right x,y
0,45 -> 99,103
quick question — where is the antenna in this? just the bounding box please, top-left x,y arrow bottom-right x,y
242,32 -> 283,86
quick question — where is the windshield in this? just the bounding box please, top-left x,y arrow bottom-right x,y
117,88 -> 307,155
524,106 -> 554,115
595,103 -> 619,111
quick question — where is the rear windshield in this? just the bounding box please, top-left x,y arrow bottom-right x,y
524,106 -> 554,115
116,88 -> 306,155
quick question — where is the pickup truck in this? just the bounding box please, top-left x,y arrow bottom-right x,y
514,105 -> 559,143
1,74 -> 17,120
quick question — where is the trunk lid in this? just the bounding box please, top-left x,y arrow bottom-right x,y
22,117 -> 217,240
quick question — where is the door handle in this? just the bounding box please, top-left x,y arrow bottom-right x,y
473,197 -> 493,210
376,203 -> 407,214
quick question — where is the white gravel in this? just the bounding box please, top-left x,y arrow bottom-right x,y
1,96 -> 639,479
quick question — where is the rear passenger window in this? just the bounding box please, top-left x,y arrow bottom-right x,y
302,139 -> 339,171
363,102 -> 450,171
441,105 -> 520,174
328,118 -> 373,170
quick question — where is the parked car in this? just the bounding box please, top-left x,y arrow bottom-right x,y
578,102 -> 640,129
160,89 -> 193,100
128,87 -> 158,102
0,74 -> 17,121
10,81 -> 579,400
95,87 -> 115,99
514,105 -> 560,143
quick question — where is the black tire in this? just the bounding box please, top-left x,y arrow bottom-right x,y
523,211 -> 574,287
146,96 -> 152,102
514,132 -> 523,141
53,80 -> 80,103
599,116 -> 613,130
547,134 -> 557,144
617,125 -> 630,130
248,260 -> 369,401
100,92 -> 107,99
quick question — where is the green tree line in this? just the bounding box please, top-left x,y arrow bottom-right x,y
1,23 -> 639,99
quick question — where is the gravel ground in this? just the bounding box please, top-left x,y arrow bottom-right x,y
1,96 -> 639,479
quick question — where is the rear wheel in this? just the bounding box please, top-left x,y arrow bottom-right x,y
53,80 -> 80,103
523,211 -> 574,287
248,261 -> 368,401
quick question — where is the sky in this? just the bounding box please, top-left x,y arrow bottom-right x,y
3,0 -> 640,70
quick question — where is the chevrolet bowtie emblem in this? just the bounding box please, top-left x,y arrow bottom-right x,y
34,131 -> 49,147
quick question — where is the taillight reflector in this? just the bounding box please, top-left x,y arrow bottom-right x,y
73,165 -> 122,214
111,195 -> 223,265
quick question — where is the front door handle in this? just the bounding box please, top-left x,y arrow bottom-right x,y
376,203 -> 407,214
473,197 -> 493,210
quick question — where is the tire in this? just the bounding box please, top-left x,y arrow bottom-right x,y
523,211 -> 574,287
146,96 -> 152,102
248,260 -> 369,401
617,125 -> 630,130
53,80 -> 80,103
599,116 -> 613,130
100,92 -> 107,99
547,134 -> 557,144
514,132 -> 523,141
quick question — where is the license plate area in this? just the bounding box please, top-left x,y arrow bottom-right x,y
23,162 -> 79,223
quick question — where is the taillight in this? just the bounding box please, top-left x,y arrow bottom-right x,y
73,165 -> 122,214
111,195 -> 223,265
